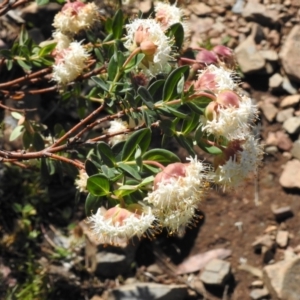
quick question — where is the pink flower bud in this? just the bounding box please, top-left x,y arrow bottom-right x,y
62,0 -> 85,15
134,25 -> 150,46
140,40 -> 157,57
104,207 -> 133,226
212,45 -> 232,59
216,90 -> 240,108
196,50 -> 218,65
154,163 -> 187,189
204,101 -> 218,121
194,71 -> 217,90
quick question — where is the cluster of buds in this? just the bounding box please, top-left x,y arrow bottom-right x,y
193,64 -> 263,189
124,2 -> 186,76
51,0 -> 98,84
87,157 -> 211,243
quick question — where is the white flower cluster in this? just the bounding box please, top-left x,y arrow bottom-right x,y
51,0 -> 98,84
145,157 -> 210,233
53,1 -> 98,35
75,169 -> 89,193
52,41 -> 89,84
195,65 -> 263,188
87,206 -> 155,245
124,2 -> 187,76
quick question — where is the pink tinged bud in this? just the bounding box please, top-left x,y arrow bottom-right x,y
134,25 -> 150,46
104,207 -> 133,226
140,40 -> 157,56
196,50 -> 218,65
62,0 -> 85,15
204,101 -> 218,121
212,45 -> 233,58
216,90 -> 240,108
154,162 -> 187,190
195,71 -> 217,90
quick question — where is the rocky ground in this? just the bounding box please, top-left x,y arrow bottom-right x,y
1,0 -> 300,299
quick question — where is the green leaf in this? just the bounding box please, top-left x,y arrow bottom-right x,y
175,134 -> 195,156
91,76 -> 109,92
124,53 -> 145,73
85,193 -> 103,216
5,59 -> 13,71
197,139 -> 222,155
36,0 -> 49,5
11,112 -> 22,120
112,9 -> 124,39
108,53 -> 119,81
87,174 -> 110,196
97,142 -> 116,167
167,23 -> 184,49
118,162 -> 141,180
162,65 -> 189,102
9,125 -> 24,141
177,74 -> 185,95
85,160 -> 99,176
32,132 -> 45,151
137,86 -> 155,110
142,149 -> 180,164
94,48 -> 104,63
148,79 -> 164,100
19,26 -> 29,46
160,105 -> 187,119
135,145 -> 142,170
38,42 -> 56,56
181,111 -> 199,134
159,119 -> 175,137
54,123 -> 65,138
121,128 -> 151,161
22,130 -> 32,149
17,59 -> 31,71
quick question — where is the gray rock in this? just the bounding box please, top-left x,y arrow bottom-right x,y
259,50 -> 278,62
264,146 -> 278,154
242,2 -> 279,25
279,159 -> 300,189
282,76 -> 298,95
260,102 -> 278,122
249,288 -> 269,300
276,108 -> 294,123
95,252 -> 129,277
280,94 -> 300,108
189,3 -> 212,16
291,140 -> 300,160
271,205 -> 293,221
263,257 -> 300,300
276,230 -> 289,248
252,235 -> 275,251
107,283 -> 188,300
282,116 -> 300,135
232,0 -> 245,14
280,25 -> 300,83
200,259 -> 231,286
235,36 -> 265,74
269,73 -> 283,90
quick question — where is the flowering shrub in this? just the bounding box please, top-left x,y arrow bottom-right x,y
0,0 -> 263,244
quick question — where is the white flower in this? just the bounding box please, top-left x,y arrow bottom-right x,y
105,117 -> 144,146
154,1 -> 188,34
53,1 -> 98,35
86,206 -> 155,244
144,157 -> 210,232
52,41 -> 89,84
52,31 -> 71,51
197,65 -> 238,92
201,95 -> 258,140
155,205 -> 195,234
214,135 -> 264,188
75,170 -> 89,193
124,19 -> 172,76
